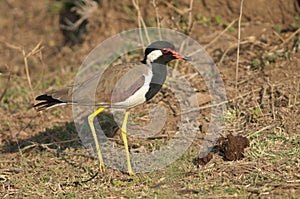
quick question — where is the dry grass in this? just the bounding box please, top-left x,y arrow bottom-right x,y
1,0 -> 300,198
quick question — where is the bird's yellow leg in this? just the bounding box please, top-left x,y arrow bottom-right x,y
88,107 -> 105,172
121,111 -> 134,175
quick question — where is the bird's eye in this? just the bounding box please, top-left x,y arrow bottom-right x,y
161,48 -> 169,54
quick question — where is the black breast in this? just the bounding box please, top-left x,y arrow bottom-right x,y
145,63 -> 167,101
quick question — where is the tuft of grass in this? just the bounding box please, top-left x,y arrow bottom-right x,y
225,108 -> 237,124
273,25 -> 282,33
215,15 -> 222,25
195,12 -> 201,21
121,1 -> 136,21
201,16 -> 211,25
292,15 -> 300,28
50,1 -> 63,14
173,0 -> 179,8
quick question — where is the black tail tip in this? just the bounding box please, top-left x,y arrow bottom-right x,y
33,94 -> 64,111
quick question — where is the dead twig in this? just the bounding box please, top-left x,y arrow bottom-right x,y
174,40 -> 187,73
173,0 -> 193,72
0,65 -> 11,102
189,19 -> 238,58
180,100 -> 228,116
267,78 -> 276,120
187,0 -> 194,34
152,0 -> 162,40
272,30 -> 285,43
270,27 -> 300,52
293,79 -> 299,108
180,86 -> 265,115
4,41 -> 44,100
204,19 -> 237,49
219,39 -> 268,65
236,0 -> 244,97
147,135 -> 169,140
4,42 -> 22,51
20,138 -> 80,153
249,125 -> 274,137
161,1 -> 188,16
23,41 -> 44,100
132,0 -> 150,47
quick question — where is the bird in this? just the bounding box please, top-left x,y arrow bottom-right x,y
34,40 -> 190,175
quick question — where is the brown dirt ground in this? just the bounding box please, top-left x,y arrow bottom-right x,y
0,0 -> 300,198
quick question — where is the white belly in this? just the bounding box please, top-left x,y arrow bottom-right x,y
113,84 -> 150,108
112,68 -> 153,109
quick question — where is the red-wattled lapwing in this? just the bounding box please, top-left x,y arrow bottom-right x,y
34,41 -> 190,175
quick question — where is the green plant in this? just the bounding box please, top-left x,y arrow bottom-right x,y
215,15 -> 222,25
195,12 -> 201,21
273,25 -> 282,33
292,15 -> 300,28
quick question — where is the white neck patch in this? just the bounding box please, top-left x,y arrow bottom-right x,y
146,50 -> 163,65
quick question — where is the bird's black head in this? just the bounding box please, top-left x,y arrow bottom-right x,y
141,41 -> 190,65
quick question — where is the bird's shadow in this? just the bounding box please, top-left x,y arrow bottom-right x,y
1,112 -> 119,154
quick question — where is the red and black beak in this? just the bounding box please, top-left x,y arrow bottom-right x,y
173,52 -> 192,61
166,48 -> 191,61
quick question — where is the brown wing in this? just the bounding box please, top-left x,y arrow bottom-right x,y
34,62 -> 149,110
95,63 -> 148,104
58,62 -> 148,104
